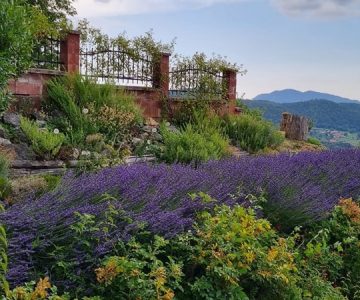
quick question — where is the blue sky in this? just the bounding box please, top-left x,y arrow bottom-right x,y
73,0 -> 360,100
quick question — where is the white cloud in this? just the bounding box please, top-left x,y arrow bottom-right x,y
272,0 -> 360,17
74,0 -> 245,17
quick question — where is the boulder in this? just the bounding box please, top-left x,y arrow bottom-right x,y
0,138 -> 11,145
3,112 -> 21,127
145,117 -> 159,127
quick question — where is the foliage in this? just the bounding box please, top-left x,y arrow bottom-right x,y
78,19 -> 174,57
95,236 -> 183,300
78,19 -> 174,83
9,174 -> 61,204
0,204 -> 9,296
307,137 -> 322,146
0,155 -> 11,201
158,122 -> 229,166
20,117 -> 65,160
2,149 -> 360,291
46,73 -> 142,149
0,0 -> 58,111
304,198 -> 360,299
171,53 -> 246,101
25,0 -> 76,26
223,114 -> 284,153
0,276 -> 102,300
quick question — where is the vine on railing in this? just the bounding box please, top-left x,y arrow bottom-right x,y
169,53 -> 246,101
77,19 -> 174,87
80,47 -> 154,87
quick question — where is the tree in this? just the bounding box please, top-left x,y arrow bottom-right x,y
24,0 -> 76,24
0,0 -> 53,112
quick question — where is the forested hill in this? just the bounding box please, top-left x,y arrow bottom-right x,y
243,99 -> 360,133
253,89 -> 360,104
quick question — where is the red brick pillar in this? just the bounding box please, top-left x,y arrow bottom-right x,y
60,31 -> 80,73
153,53 -> 170,96
223,69 -> 237,114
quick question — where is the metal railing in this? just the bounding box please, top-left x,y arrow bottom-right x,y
169,65 -> 225,100
32,37 -> 63,70
80,47 -> 155,87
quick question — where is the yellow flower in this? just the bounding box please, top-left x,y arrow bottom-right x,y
151,266 -> 167,288
31,277 -> 51,299
244,251 -> 256,264
267,248 -> 279,262
13,287 -> 27,300
95,260 -> 120,285
162,289 -> 175,300
130,269 -> 141,277
258,270 -> 272,278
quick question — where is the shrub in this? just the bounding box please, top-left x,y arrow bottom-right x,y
224,114 -> 284,153
0,204 -> 9,296
2,149 -> 360,291
0,155 -> 11,201
307,136 -> 322,146
46,74 -> 142,148
158,123 -> 229,166
307,198 -> 360,298
20,117 -> 65,160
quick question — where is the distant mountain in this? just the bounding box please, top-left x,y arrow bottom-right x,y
253,89 -> 360,104
243,99 -> 360,133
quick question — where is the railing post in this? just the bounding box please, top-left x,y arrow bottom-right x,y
153,53 -> 170,96
60,31 -> 80,73
223,69 -> 237,114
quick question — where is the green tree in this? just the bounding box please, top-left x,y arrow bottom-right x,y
25,0 -> 76,29
0,0 -> 54,113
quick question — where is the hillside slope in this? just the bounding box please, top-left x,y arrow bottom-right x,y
243,99 -> 360,133
253,89 -> 360,104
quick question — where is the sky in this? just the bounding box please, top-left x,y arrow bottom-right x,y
73,0 -> 360,100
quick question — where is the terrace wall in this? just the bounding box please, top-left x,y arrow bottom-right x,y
7,32 -> 238,120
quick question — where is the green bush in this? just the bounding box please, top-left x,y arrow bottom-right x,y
0,204 -> 9,296
94,200 -> 347,300
305,198 -> 360,298
224,114 -> 284,153
46,74 -> 142,147
307,136 -> 322,146
158,123 -> 229,166
0,155 -> 11,200
20,117 -> 65,159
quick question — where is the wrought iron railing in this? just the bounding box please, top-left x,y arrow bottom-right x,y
32,37 -> 64,71
80,47 -> 155,87
169,65 -> 225,100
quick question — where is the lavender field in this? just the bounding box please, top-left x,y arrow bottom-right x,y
1,149 -> 360,288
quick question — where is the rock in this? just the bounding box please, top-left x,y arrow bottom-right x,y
92,152 -> 101,160
80,150 -> 91,157
36,120 -> 47,128
132,137 -> 143,145
0,138 -> 11,145
3,112 -> 20,127
151,127 -> 157,133
145,117 -> 159,127
58,146 -> 80,160
140,132 -> 150,140
12,143 -> 36,160
72,148 -> 80,160
143,126 -> 154,133
153,133 -> 163,141
167,125 -> 180,133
